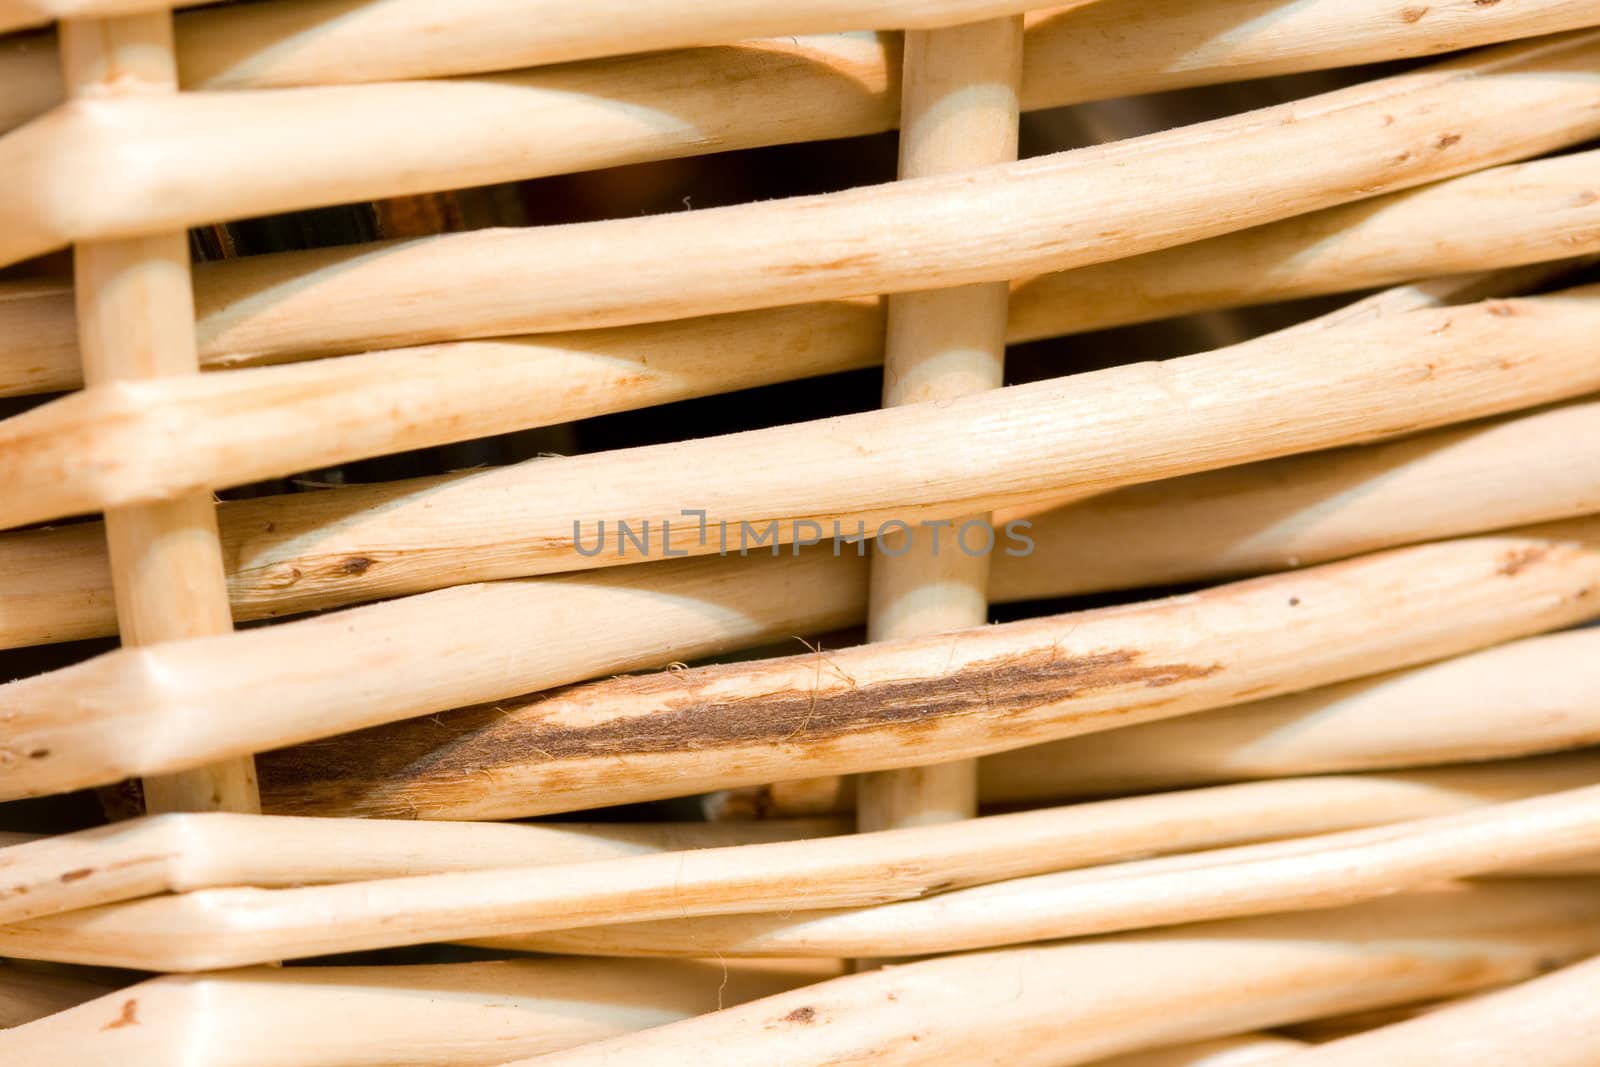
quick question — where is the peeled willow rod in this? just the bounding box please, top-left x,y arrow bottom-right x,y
0,257 -> 1584,540
0,959 -> 835,1067
7,146 -> 1599,400
5,378 -> 1599,654
9,514 -> 1599,808
711,628 -> 1600,818
254,516 -> 1600,820
495,883 -> 1600,1067
1260,953 -> 1600,1066
9,279 -> 1600,596
5,753 -> 1581,927
5,33 -> 1600,283
981,629 -> 1600,804
494,780 -> 1600,960
58,13 -> 258,814
855,16 -> 1023,836
3,0 -> 1586,109
1086,1036 -> 1308,1067
0,815 -> 837,925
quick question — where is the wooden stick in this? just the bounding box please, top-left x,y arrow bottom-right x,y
4,752 -> 1579,927
712,627 -> 1600,818
0,814 -> 839,925
5,33 -> 1599,282
486,882 -> 1600,1067
1085,1035 -> 1308,1067
0,262 -> 1587,540
7,147 -> 1599,400
57,12 -> 257,815
9,513 -> 1597,810
473,780 -> 1600,960
1260,953 -> 1600,1065
12,758 -> 1600,967
250,516 -> 1600,820
9,278 -> 1600,591
856,18 -> 1022,837
5,378 -> 1599,655
0,958 -> 837,1066
8,0 -> 1600,141
980,629 -> 1600,804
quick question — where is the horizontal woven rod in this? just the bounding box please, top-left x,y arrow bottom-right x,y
0,259 -> 1580,532
982,629 -> 1600,803
259,518 -> 1600,820
6,510 -> 1600,807
5,33 -> 1600,281
1264,953 -> 1600,1066
8,766 -> 1600,964
4,376 -> 1597,655
0,959 -> 835,1067
716,628 -> 1600,817
5,0 -> 1582,109
1088,1036 -> 1309,1067
482,781 -> 1600,959
12,278 -> 1599,606
493,883 -> 1600,1067
0,814 -> 838,925
6,146 -> 1597,398
3,754 -> 1578,927
0,0 -> 1064,42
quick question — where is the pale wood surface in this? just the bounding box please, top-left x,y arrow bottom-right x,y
245,518 -> 1600,820
982,629 -> 1600,803
4,34 -> 1599,285
4,754 -> 1579,927
1261,953 -> 1600,1065
7,0 -> 1599,142
0,958 -> 835,1066
495,884 -> 1600,1067
0,814 -> 839,925
58,11 -> 257,815
4,384 -> 1598,652
494,780 -> 1600,959
7,283 -> 1597,594
6,147 -> 1599,399
1086,1036 -> 1308,1067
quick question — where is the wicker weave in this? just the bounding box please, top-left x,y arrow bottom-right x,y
2,2 -> 1600,1063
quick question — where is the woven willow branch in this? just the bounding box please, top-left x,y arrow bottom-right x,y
5,753 -> 1581,927
489,781 -> 1600,960
0,959 -> 833,1067
982,629 -> 1600,804
4,377 -> 1598,654
1087,1035 -> 1308,1067
9,281 -> 1599,596
5,34 -> 1600,278
1261,952 -> 1600,1066
5,146 -> 1597,397
489,884 -> 1600,1067
0,815 -> 839,925
717,629 -> 1600,818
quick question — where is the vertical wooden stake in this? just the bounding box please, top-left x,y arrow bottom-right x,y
856,19 -> 1023,832
59,13 -> 260,814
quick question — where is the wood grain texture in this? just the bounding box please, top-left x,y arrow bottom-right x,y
489,883 -> 1600,1067
58,11 -> 258,815
4,33 -> 1599,279
0,959 -> 834,1067
249,517 -> 1600,820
